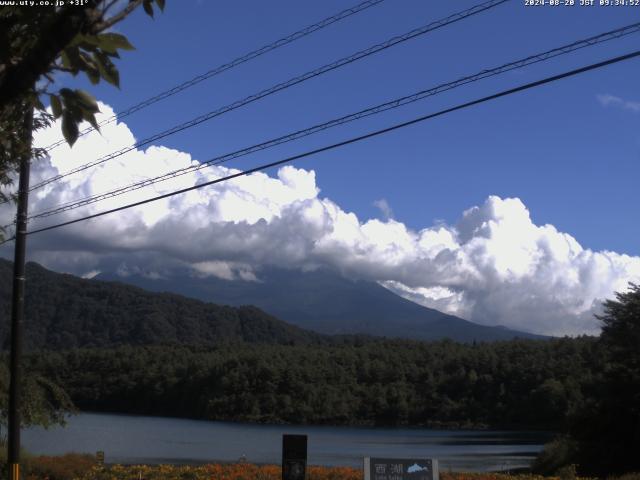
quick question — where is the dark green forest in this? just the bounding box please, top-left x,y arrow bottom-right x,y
17,326 -> 639,476
22,337 -> 599,429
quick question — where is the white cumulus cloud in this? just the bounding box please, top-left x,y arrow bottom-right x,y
1,103 -> 639,336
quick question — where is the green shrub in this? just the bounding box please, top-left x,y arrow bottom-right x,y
532,435 -> 578,476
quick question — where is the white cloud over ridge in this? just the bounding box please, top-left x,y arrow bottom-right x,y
2,103 -> 639,336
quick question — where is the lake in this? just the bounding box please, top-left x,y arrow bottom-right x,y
23,413 -> 552,472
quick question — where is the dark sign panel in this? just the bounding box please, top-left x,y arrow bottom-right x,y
364,457 -> 439,480
282,434 -> 307,480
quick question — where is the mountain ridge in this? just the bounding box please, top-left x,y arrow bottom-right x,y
0,258 -> 546,346
96,265 -> 546,342
0,259 -> 325,350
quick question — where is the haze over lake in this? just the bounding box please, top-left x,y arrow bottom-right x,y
23,413 -> 551,472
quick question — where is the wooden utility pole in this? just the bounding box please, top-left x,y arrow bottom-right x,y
7,107 -> 33,480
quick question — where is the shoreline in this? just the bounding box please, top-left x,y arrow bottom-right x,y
75,409 -> 558,434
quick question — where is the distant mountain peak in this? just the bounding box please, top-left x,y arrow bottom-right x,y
98,264 -> 547,342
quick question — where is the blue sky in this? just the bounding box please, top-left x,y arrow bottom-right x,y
3,0 -> 640,335
75,0 -> 640,255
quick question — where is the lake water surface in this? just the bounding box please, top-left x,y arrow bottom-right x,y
23,413 -> 551,472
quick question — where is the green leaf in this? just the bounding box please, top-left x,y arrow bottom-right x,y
78,52 -> 100,81
63,47 -> 85,75
59,88 -> 74,100
61,110 -> 79,147
81,109 -> 100,131
50,94 -> 62,118
93,51 -> 120,88
60,50 -> 80,75
78,40 -> 98,52
155,0 -> 165,11
34,96 -> 45,111
67,33 -> 83,48
96,32 -> 135,54
143,0 -> 154,17
73,34 -> 99,52
77,33 -> 100,47
60,50 -> 71,69
75,90 -> 100,113
86,68 -> 100,85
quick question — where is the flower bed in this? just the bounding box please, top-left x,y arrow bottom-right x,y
77,464 -> 588,480
13,457 -> 614,480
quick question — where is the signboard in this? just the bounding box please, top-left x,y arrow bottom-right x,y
282,434 -> 307,480
364,457 -> 439,480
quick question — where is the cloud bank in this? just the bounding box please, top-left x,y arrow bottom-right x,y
1,103 -> 639,336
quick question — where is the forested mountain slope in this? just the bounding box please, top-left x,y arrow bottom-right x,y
98,266 -> 546,342
0,259 -> 323,349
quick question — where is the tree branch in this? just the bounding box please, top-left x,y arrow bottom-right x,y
92,0 -> 144,33
102,0 -> 121,15
50,66 -> 74,74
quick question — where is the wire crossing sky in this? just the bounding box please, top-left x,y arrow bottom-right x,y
41,0 -> 388,152
5,48 -> 637,242
27,0 -> 509,193
22,21 -> 640,224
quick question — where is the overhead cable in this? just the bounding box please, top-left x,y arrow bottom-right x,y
25,21 -> 640,222
26,0 -> 509,193
42,0 -> 388,152
0,48 -> 635,245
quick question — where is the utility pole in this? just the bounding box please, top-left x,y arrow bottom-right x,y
8,107 -> 33,480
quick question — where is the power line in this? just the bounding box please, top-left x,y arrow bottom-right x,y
41,0 -> 388,152
26,0 -> 509,193
32,0 -> 508,191
24,21 -> 640,222
1,48 -> 636,245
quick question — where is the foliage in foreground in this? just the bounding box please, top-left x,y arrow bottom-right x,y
1,455 -> 639,480
536,283 -> 640,476
0,362 -> 75,430
532,436 -> 578,476
18,464 -> 608,480
0,0 -> 165,163
23,453 -> 96,480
